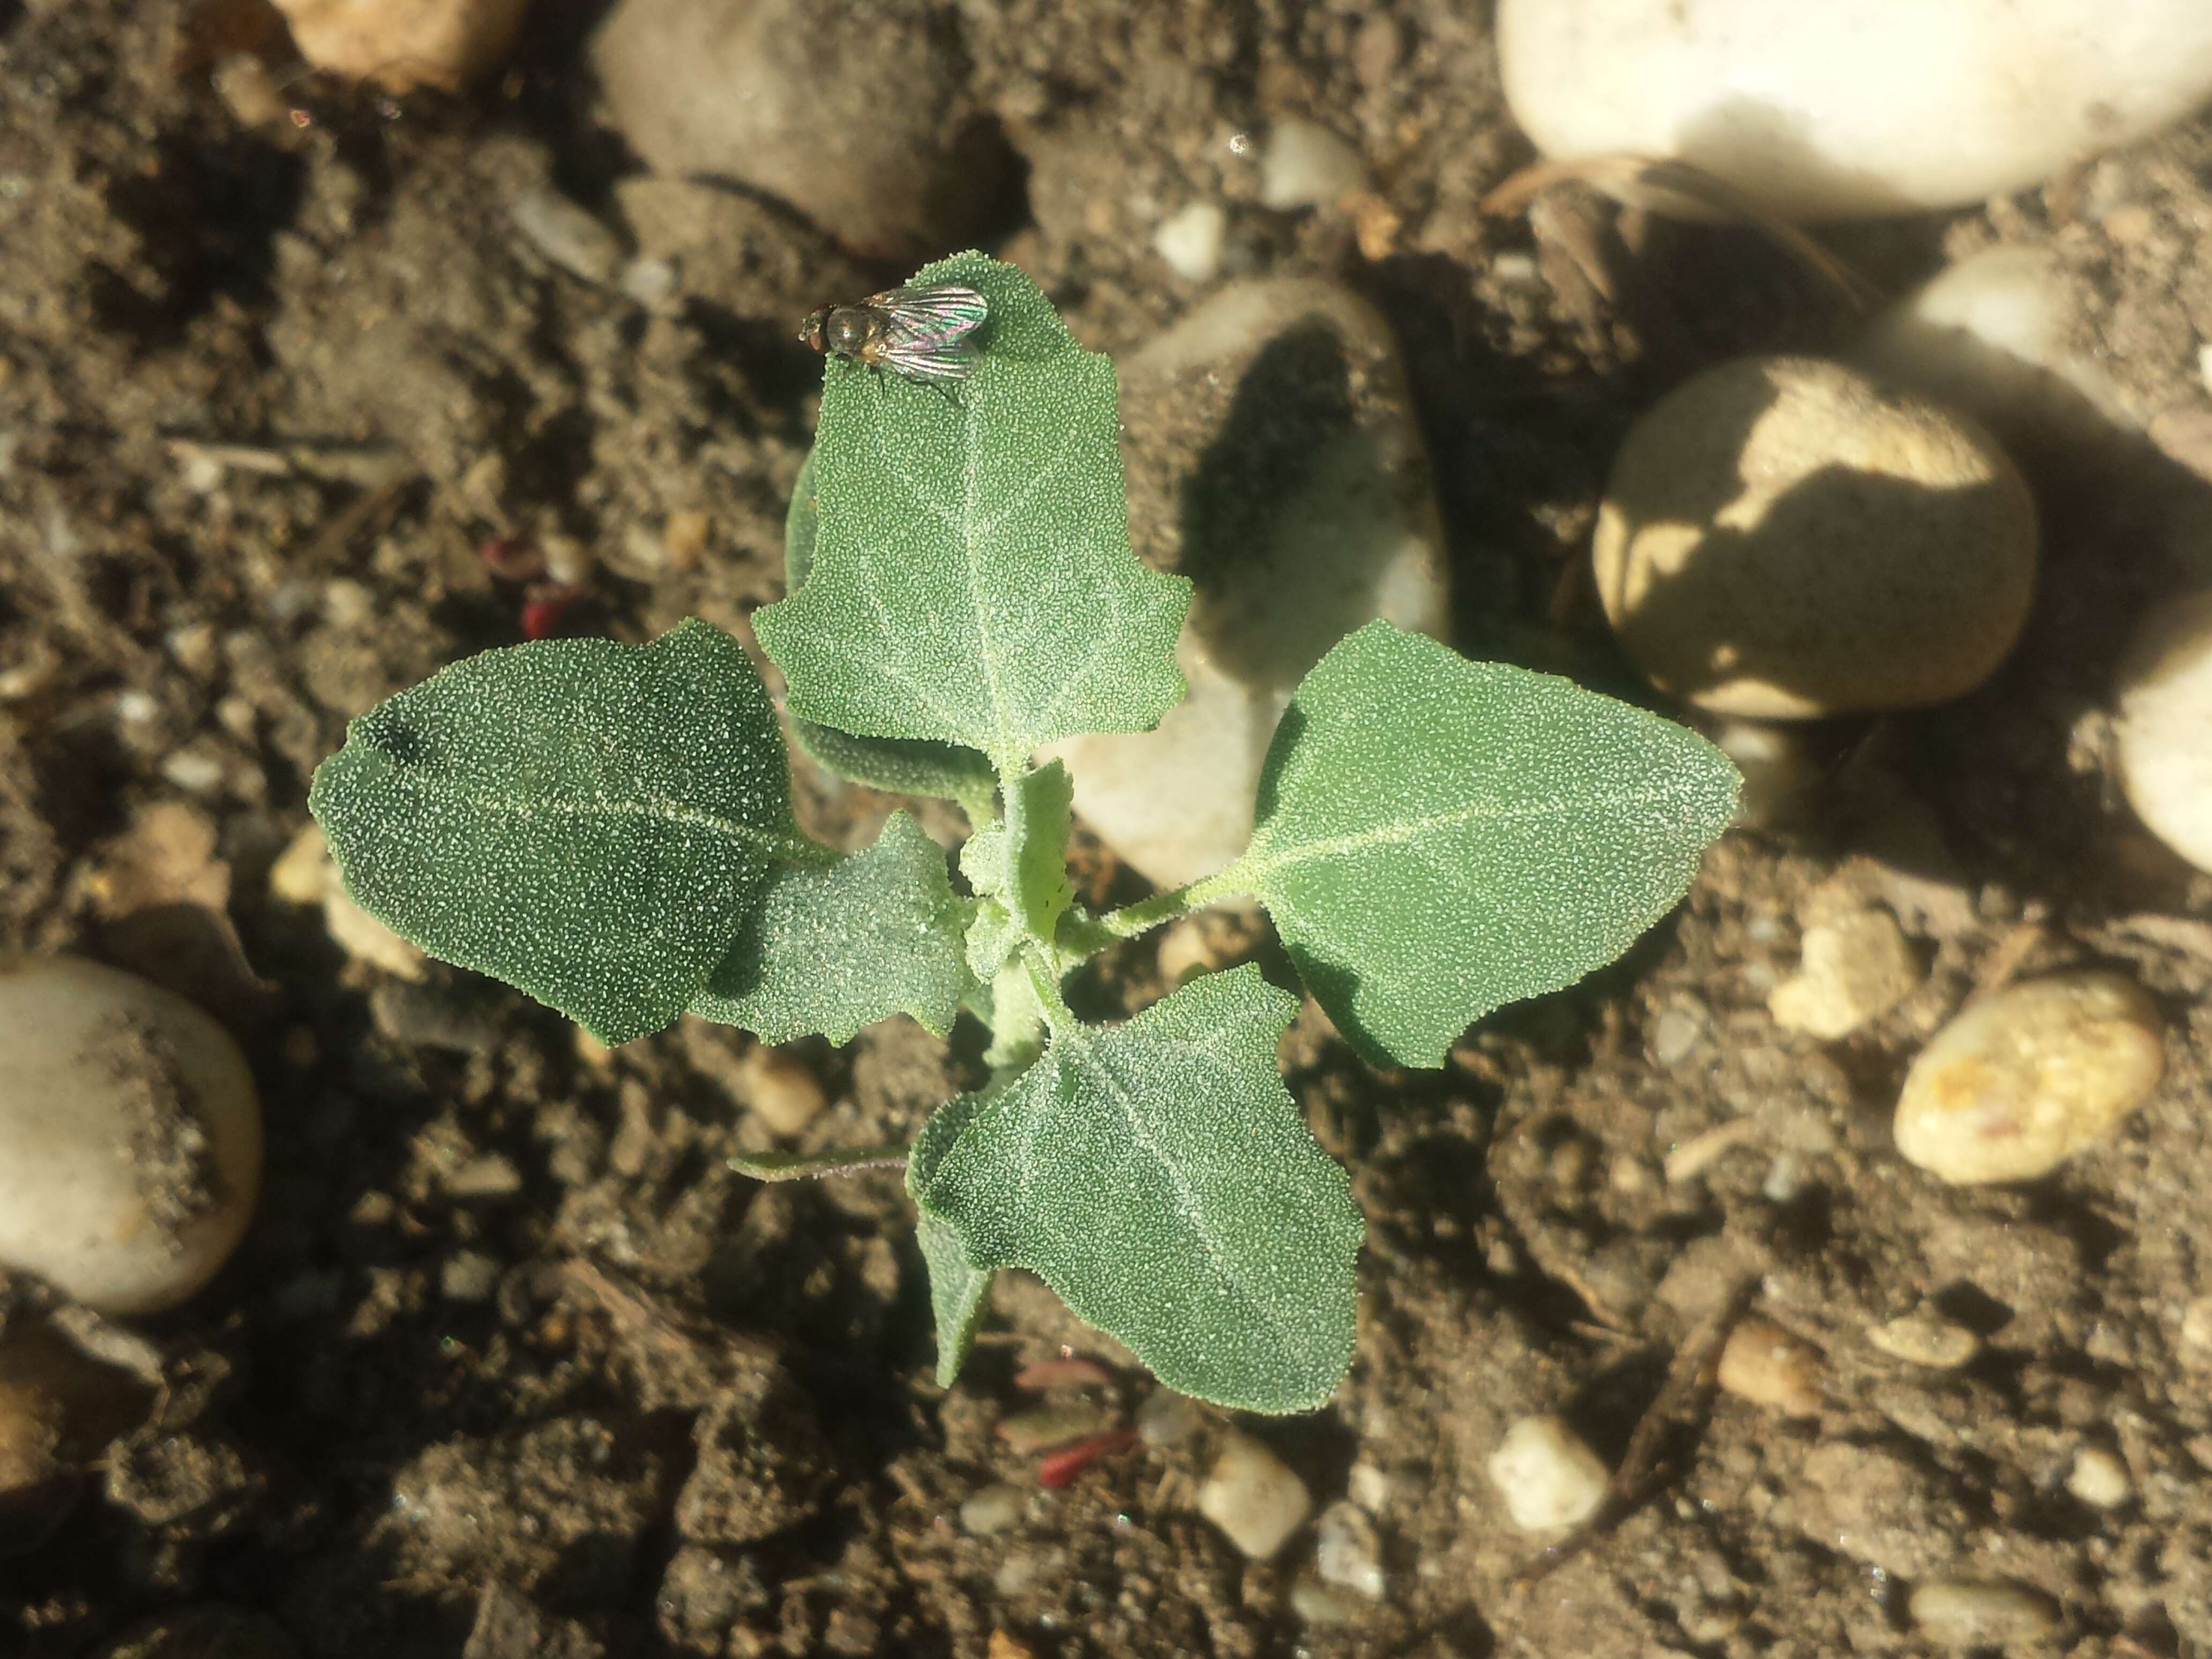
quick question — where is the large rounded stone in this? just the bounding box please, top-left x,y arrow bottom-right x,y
1500,0 -> 2212,222
2115,591 -> 2212,873
1593,356 -> 2036,719
1045,280 -> 1451,888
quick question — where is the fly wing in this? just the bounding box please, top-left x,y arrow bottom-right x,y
871,285 -> 990,350
876,332 -> 979,384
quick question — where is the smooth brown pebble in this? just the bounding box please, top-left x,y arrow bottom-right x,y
740,1046 -> 827,1137
2114,591 -> 2212,875
1867,1307 -> 1981,1370
1907,1579 -> 2060,1647
1593,356 -> 2036,718
268,0 -> 532,92
1893,973 -> 2164,1184
1717,1317 -> 1824,1417
1197,1429 -> 1311,1560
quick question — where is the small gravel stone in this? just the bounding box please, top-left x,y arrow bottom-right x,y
1313,1500 -> 1385,1599
1768,908 -> 1920,1038
1648,1003 -> 1704,1065
511,188 -> 624,286
371,983 -> 500,1055
1907,1579 -> 2061,1647
1867,1307 -> 1982,1370
1197,1429 -> 1311,1560
996,1403 -> 1114,1455
1893,973 -> 2165,1184
959,1482 -> 1024,1536
1716,1317 -> 1825,1418
1289,1578 -> 1372,1626
440,1252 -> 502,1303
2066,1446 -> 2132,1509
1259,118 -> 1366,210
1487,1415 -> 1609,1534
2114,591 -> 2212,874
1792,1441 -> 1959,1576
741,1046 -> 827,1137
1135,1388 -> 1202,1448
1593,356 -> 2037,718
1153,202 -> 1227,283
444,1155 -> 524,1200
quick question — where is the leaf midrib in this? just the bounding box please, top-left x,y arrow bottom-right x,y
378,765 -> 821,866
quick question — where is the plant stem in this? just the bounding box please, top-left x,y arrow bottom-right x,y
1074,861 -> 1252,953
1023,950 -> 1078,1040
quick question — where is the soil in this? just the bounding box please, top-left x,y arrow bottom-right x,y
4,1 -> 2212,1656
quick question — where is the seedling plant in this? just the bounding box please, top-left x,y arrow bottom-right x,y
310,252 -> 1739,1414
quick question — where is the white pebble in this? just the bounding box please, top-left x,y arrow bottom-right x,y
1716,1317 -> 1824,1418
511,188 -> 624,287
1153,202 -> 1228,283
1768,909 -> 1920,1038
1197,1429 -> 1312,1560
1499,0 -> 2212,222
1893,973 -> 2164,1185
1594,356 -> 2037,719
1313,1500 -> 1385,1599
1258,119 -> 1366,211
1289,1578 -> 1372,1626
1867,1307 -> 1981,1369
1135,1388 -> 1202,1448
1907,1579 -> 2060,1647
2115,591 -> 2212,874
2065,1446 -> 2131,1509
959,1482 -> 1025,1536
0,957 -> 261,1314
1487,1415 -> 1609,1534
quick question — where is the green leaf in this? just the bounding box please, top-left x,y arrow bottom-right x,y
1234,621 -> 1742,1069
755,251 -> 1192,774
784,447 -> 999,809
910,966 -> 1362,1413
1004,761 -> 1073,950
310,618 -> 818,1045
689,811 -> 967,1044
727,1146 -> 909,1182
908,1086 -> 999,1387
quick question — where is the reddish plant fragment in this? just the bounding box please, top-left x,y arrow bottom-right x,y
479,536 -> 546,582
520,582 -> 582,640
1037,1427 -> 1137,1489
1013,1356 -> 1116,1392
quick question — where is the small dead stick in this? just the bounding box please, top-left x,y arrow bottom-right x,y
1481,154 -> 1880,314
1516,1272 -> 1761,1585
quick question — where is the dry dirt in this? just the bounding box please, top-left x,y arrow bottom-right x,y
5,2 -> 2212,1656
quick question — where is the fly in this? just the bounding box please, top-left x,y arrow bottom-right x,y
797,283 -> 989,390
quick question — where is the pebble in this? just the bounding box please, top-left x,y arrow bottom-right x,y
1907,1579 -> 2061,1647
0,957 -> 261,1314
268,0 -> 533,92
2114,591 -> 2212,874
1716,1317 -> 1825,1418
959,1482 -> 1025,1536
511,189 -> 626,287
1154,201 -> 1228,283
1259,119 -> 1366,211
1867,1307 -> 1982,1370
1792,1441 -> 1957,1576
996,1403 -> 1114,1456
1498,0 -> 2212,221
1135,1388 -> 1202,1448
1853,246 -> 2138,464
1196,1429 -> 1312,1560
1048,280 -> 1451,886
741,1045 -> 828,1138
1313,1500 -> 1386,1599
270,823 -> 429,981
1487,1415 -> 1609,1534
440,1252 -> 502,1303
1893,973 -> 2165,1185
591,0 -> 1011,260
2066,1446 -> 2132,1509
1768,908 -> 1920,1038
1289,1579 -> 1372,1626
1593,356 -> 2037,719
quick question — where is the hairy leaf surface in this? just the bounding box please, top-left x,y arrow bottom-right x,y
783,448 -> 999,808
756,252 -> 1191,774
1239,622 -> 1741,1068
690,810 -> 967,1044
310,619 -> 814,1045
911,966 -> 1362,1413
